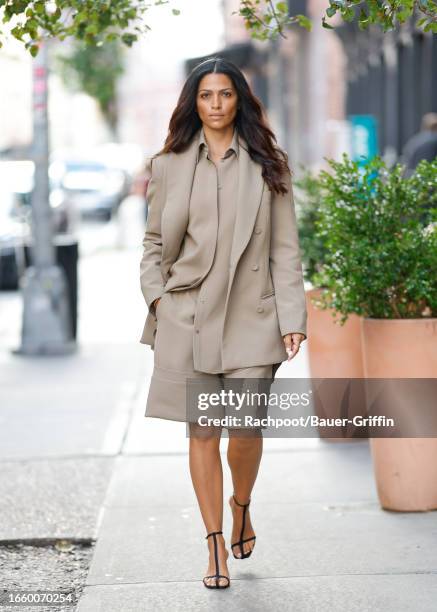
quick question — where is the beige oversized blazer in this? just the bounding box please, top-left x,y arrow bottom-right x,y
139,129 -> 308,371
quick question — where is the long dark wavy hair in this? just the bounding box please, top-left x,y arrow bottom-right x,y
156,57 -> 291,195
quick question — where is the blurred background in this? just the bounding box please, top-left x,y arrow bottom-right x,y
2,0 -> 436,294
1,0 -> 436,306
0,0 -> 436,608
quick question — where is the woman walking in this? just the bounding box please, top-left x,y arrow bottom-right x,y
139,57 -> 307,589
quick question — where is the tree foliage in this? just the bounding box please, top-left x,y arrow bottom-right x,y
0,0 -> 435,56
0,0 -> 175,55
234,0 -> 312,37
54,39 -> 125,133
321,0 -> 437,33
234,0 -> 437,36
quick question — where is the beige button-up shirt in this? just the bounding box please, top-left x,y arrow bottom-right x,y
163,125 -> 239,294
164,125 -> 240,372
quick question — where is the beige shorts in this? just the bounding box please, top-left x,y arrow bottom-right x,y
145,288 -> 281,425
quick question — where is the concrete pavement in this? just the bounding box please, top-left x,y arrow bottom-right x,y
1,238 -> 436,611
0,239 -> 149,602
76,344 -> 437,611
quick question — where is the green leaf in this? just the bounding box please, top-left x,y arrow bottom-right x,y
296,14 -> 312,30
75,11 -> 88,23
86,24 -> 99,35
276,2 -> 288,11
358,8 -> 369,28
11,25 -> 24,40
34,2 -> 45,15
121,32 -> 137,46
342,6 -> 355,21
322,17 -> 334,28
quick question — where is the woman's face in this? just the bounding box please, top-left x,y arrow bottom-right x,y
196,72 -> 238,131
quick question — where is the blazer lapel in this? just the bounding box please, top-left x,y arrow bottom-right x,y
161,129 -> 265,284
230,134 -> 265,267
160,137 -> 199,281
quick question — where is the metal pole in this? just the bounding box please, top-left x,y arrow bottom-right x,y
32,39 -> 55,268
15,38 -> 75,355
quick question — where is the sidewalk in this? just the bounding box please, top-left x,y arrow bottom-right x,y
76,352 -> 437,611
0,243 -> 150,603
1,243 -> 436,611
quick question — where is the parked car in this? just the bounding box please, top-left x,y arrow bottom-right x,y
50,153 -> 127,221
0,160 -> 72,234
0,188 -> 30,290
0,160 -> 72,290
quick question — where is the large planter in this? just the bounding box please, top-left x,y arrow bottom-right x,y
361,317 -> 437,511
306,287 -> 366,441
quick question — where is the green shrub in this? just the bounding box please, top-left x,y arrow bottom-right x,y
311,154 -> 437,324
294,168 -> 328,284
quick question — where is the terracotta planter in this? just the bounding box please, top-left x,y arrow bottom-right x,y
307,288 -> 365,378
306,288 -> 366,441
361,317 -> 437,511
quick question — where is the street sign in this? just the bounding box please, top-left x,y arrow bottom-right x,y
348,115 -> 378,165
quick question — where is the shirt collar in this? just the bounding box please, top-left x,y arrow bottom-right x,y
196,126 -> 240,163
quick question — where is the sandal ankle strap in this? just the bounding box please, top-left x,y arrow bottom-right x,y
206,530 -> 223,539
233,494 -> 251,507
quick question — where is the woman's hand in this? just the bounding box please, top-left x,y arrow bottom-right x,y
283,333 -> 306,361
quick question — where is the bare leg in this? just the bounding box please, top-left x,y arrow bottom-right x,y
227,429 -> 263,557
188,422 -> 229,587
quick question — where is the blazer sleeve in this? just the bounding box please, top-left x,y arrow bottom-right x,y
140,155 -> 167,316
269,168 -> 308,340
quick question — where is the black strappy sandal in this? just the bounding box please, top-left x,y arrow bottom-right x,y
203,530 -> 230,589
230,494 -> 256,559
